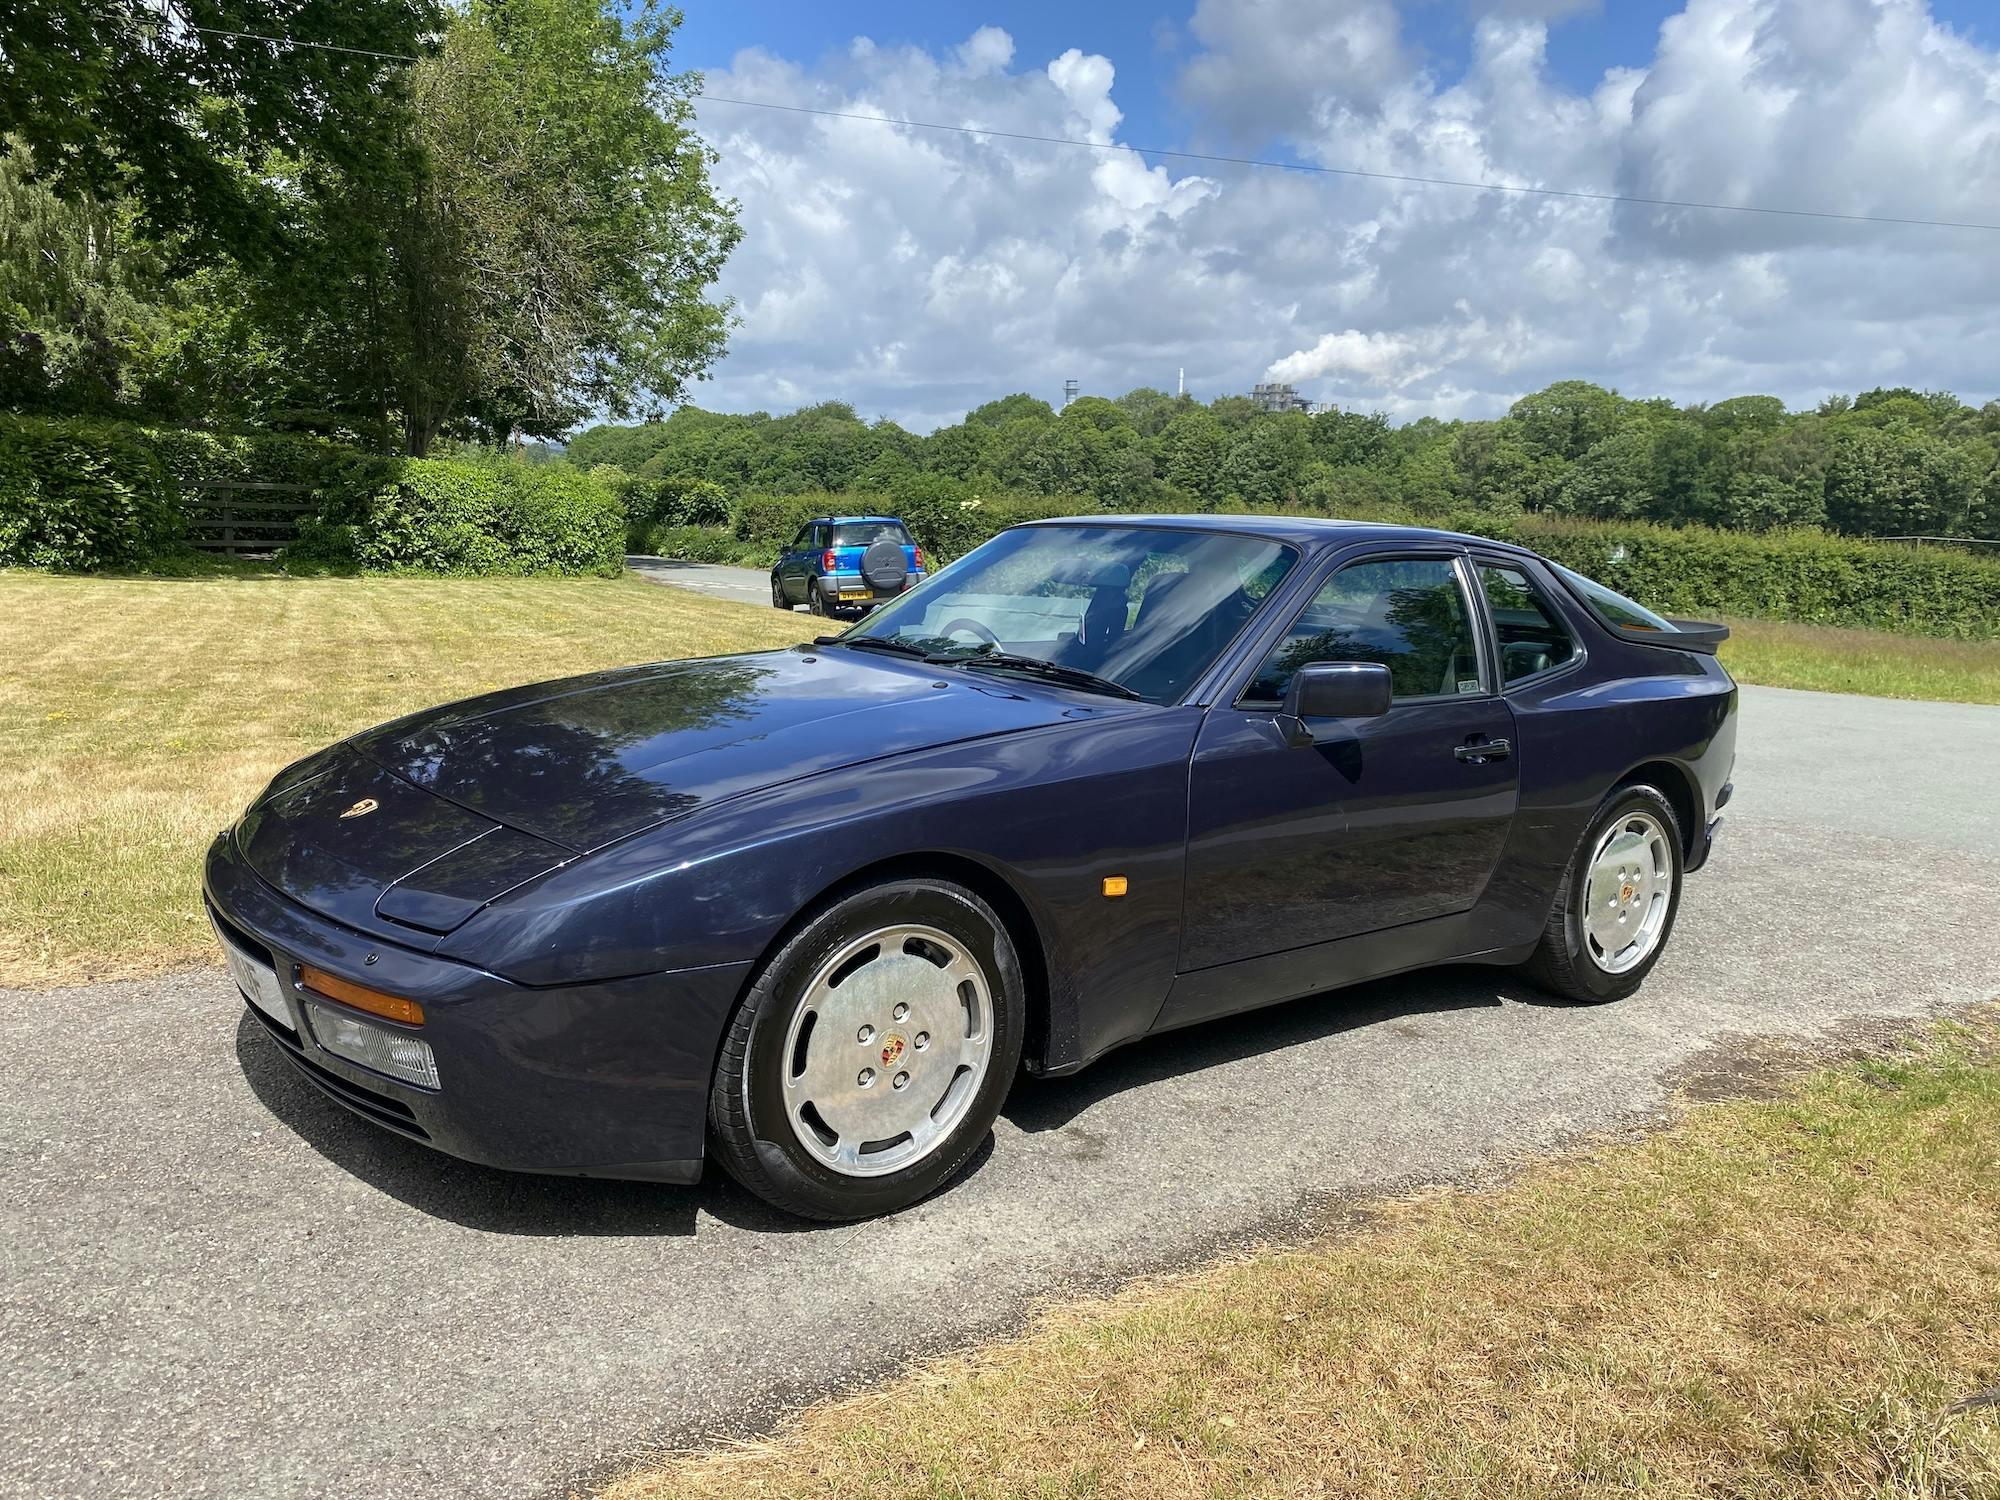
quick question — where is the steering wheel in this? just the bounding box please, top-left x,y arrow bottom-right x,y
936,617 -> 1001,649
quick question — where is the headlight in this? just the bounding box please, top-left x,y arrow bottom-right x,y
305,999 -> 441,1090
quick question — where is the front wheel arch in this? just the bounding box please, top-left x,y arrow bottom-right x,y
716,850 -> 1056,1084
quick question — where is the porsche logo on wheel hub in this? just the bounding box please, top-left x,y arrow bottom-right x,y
339,797 -> 380,820
1619,883 -> 1636,903
880,1034 -> 907,1067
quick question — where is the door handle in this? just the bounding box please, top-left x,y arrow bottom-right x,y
1454,737 -> 1512,763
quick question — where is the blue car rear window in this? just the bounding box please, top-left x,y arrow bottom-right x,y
831,522 -> 911,549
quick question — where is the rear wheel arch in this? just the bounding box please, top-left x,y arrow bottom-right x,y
1614,758 -> 1700,858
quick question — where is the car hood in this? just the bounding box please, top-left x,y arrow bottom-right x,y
239,648 -> 1100,939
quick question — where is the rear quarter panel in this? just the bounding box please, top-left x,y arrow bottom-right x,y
1474,613 -> 1737,953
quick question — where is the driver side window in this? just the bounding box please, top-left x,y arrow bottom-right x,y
1245,556 -> 1482,705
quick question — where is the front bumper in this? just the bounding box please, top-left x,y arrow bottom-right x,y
205,831 -> 750,1183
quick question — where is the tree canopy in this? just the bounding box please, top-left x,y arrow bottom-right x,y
567,381 -> 2000,542
0,0 -> 737,453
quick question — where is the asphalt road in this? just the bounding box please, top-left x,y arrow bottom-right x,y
626,555 -> 775,608
4,684 -> 1999,1500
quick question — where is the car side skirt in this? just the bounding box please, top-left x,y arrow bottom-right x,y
1151,909 -> 1539,1038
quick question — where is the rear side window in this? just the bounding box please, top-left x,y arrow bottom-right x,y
1554,564 -> 1675,633
1246,557 -> 1481,704
832,521 -> 911,548
1479,563 -> 1578,683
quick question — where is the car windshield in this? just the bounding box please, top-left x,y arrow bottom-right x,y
839,525 -> 1297,704
1553,564 -> 1677,632
832,521 -> 910,548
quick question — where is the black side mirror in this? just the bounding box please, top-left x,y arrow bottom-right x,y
1280,661 -> 1391,745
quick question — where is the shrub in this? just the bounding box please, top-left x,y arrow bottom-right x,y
309,458 -> 624,576
1518,516 -> 2000,638
0,414 -> 181,569
632,522 -> 767,566
593,465 -> 730,548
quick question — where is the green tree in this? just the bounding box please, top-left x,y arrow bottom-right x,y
1220,414 -> 1311,506
1,0 -> 437,258
0,142 -> 165,412
1508,380 -> 1628,464
965,393 -> 1055,428
1162,409 -> 1226,506
1555,429 -> 1654,519
322,0 -> 739,453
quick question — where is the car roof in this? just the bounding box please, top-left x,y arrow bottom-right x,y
1014,512 -> 1521,554
812,514 -> 905,524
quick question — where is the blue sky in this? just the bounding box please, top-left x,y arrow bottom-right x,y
668,1 -> 2000,430
677,1 -> 1996,152
678,2 -> 1693,150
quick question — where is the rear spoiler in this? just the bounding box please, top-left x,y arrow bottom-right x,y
1619,619 -> 1729,655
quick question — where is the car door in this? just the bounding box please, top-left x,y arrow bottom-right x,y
1178,547 -> 1520,974
778,525 -> 814,602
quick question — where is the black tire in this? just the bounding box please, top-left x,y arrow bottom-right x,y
708,879 -> 1026,1221
806,580 -> 827,617
771,575 -> 790,610
1519,783 -> 1683,1004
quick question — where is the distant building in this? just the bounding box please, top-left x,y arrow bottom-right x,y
1062,378 -> 1079,409
1250,381 -> 1312,414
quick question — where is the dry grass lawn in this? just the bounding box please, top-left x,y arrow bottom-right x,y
0,570 -> 811,987
607,1018 -> 2000,1500
1719,618 -> 2000,703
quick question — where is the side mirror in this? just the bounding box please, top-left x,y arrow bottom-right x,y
1280,661 -> 1391,745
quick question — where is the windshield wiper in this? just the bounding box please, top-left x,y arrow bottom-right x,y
953,652 -> 1145,701
830,635 -> 930,658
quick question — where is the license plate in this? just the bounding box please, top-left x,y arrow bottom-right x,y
213,922 -> 289,1026
837,590 -> 872,602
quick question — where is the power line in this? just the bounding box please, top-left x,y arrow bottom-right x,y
174,25 -> 2000,234
698,95 -> 2000,234
181,24 -> 422,63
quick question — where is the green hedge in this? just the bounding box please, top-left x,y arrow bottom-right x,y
592,465 -> 729,550
1516,517 -> 2000,639
0,415 -> 624,576
0,415 -> 182,569
292,458 -> 624,576
729,487 -> 1086,565
644,477 -> 2000,639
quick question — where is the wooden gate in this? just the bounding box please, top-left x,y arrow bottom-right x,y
184,481 -> 318,555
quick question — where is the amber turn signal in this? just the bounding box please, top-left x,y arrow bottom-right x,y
1102,875 -> 1129,898
298,964 -> 425,1026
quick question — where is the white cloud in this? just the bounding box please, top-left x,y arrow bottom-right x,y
687,3 -> 2000,431
955,25 -> 1014,76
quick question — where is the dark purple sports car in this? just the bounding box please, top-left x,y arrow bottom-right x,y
206,516 -> 1736,1219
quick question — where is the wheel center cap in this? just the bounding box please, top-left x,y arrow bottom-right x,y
879,1034 -> 907,1068
1619,883 -> 1636,903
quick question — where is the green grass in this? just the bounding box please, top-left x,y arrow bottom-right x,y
1719,617 -> 2000,703
0,570 -> 811,986
606,1017 -> 2000,1500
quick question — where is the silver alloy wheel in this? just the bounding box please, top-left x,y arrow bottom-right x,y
780,923 -> 994,1177
1580,809 -> 1674,975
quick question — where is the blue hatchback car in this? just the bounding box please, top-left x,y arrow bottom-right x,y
771,514 -> 926,618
